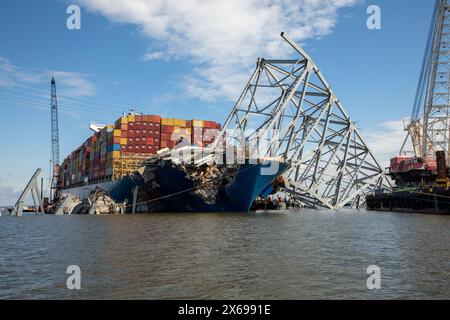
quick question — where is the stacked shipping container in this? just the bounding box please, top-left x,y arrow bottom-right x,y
123,114 -> 161,155
192,120 -> 221,147
161,118 -> 192,149
59,114 -> 221,189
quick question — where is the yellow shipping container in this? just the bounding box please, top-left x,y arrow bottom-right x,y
120,116 -> 128,124
193,120 -> 204,127
113,151 -> 121,159
114,129 -> 121,137
174,119 -> 186,127
161,118 -> 174,126
120,138 -> 127,145
174,127 -> 192,134
128,115 -> 136,122
116,116 -> 128,128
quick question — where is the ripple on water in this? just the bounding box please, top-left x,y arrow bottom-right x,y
0,210 -> 449,299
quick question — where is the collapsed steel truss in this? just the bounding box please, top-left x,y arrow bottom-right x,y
216,33 -> 390,209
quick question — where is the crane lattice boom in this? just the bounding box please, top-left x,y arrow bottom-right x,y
402,0 -> 450,163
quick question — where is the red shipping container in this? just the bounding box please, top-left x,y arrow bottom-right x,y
162,133 -> 172,141
149,116 -> 161,123
150,116 -> 161,123
162,125 -> 174,134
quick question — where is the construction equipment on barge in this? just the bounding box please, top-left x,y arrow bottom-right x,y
367,0 -> 450,215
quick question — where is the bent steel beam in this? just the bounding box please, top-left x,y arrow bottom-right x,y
217,33 -> 391,209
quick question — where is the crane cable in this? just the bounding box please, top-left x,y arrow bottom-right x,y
411,0 -> 439,121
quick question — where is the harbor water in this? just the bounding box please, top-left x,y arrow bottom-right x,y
0,210 -> 449,299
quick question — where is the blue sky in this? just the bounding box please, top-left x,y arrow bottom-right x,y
0,0 -> 435,205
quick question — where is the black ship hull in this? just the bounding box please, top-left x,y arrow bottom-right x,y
366,191 -> 450,215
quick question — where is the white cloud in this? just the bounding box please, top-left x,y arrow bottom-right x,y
142,51 -> 165,61
78,0 -> 359,101
362,119 -> 409,168
0,57 -> 97,97
47,71 -> 97,97
0,57 -> 42,86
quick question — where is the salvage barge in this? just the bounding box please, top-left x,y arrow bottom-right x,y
366,151 -> 450,215
54,113 -> 288,214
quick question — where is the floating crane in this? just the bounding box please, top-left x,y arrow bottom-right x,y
366,0 -> 450,214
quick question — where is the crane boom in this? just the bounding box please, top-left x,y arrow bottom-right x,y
50,77 -> 60,200
402,0 -> 450,163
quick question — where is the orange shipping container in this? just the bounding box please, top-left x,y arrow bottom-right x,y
149,115 -> 161,123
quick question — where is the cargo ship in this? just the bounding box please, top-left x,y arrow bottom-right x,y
56,113 -> 288,213
366,151 -> 450,215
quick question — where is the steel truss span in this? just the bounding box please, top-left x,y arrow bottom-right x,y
216,33 -> 391,209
